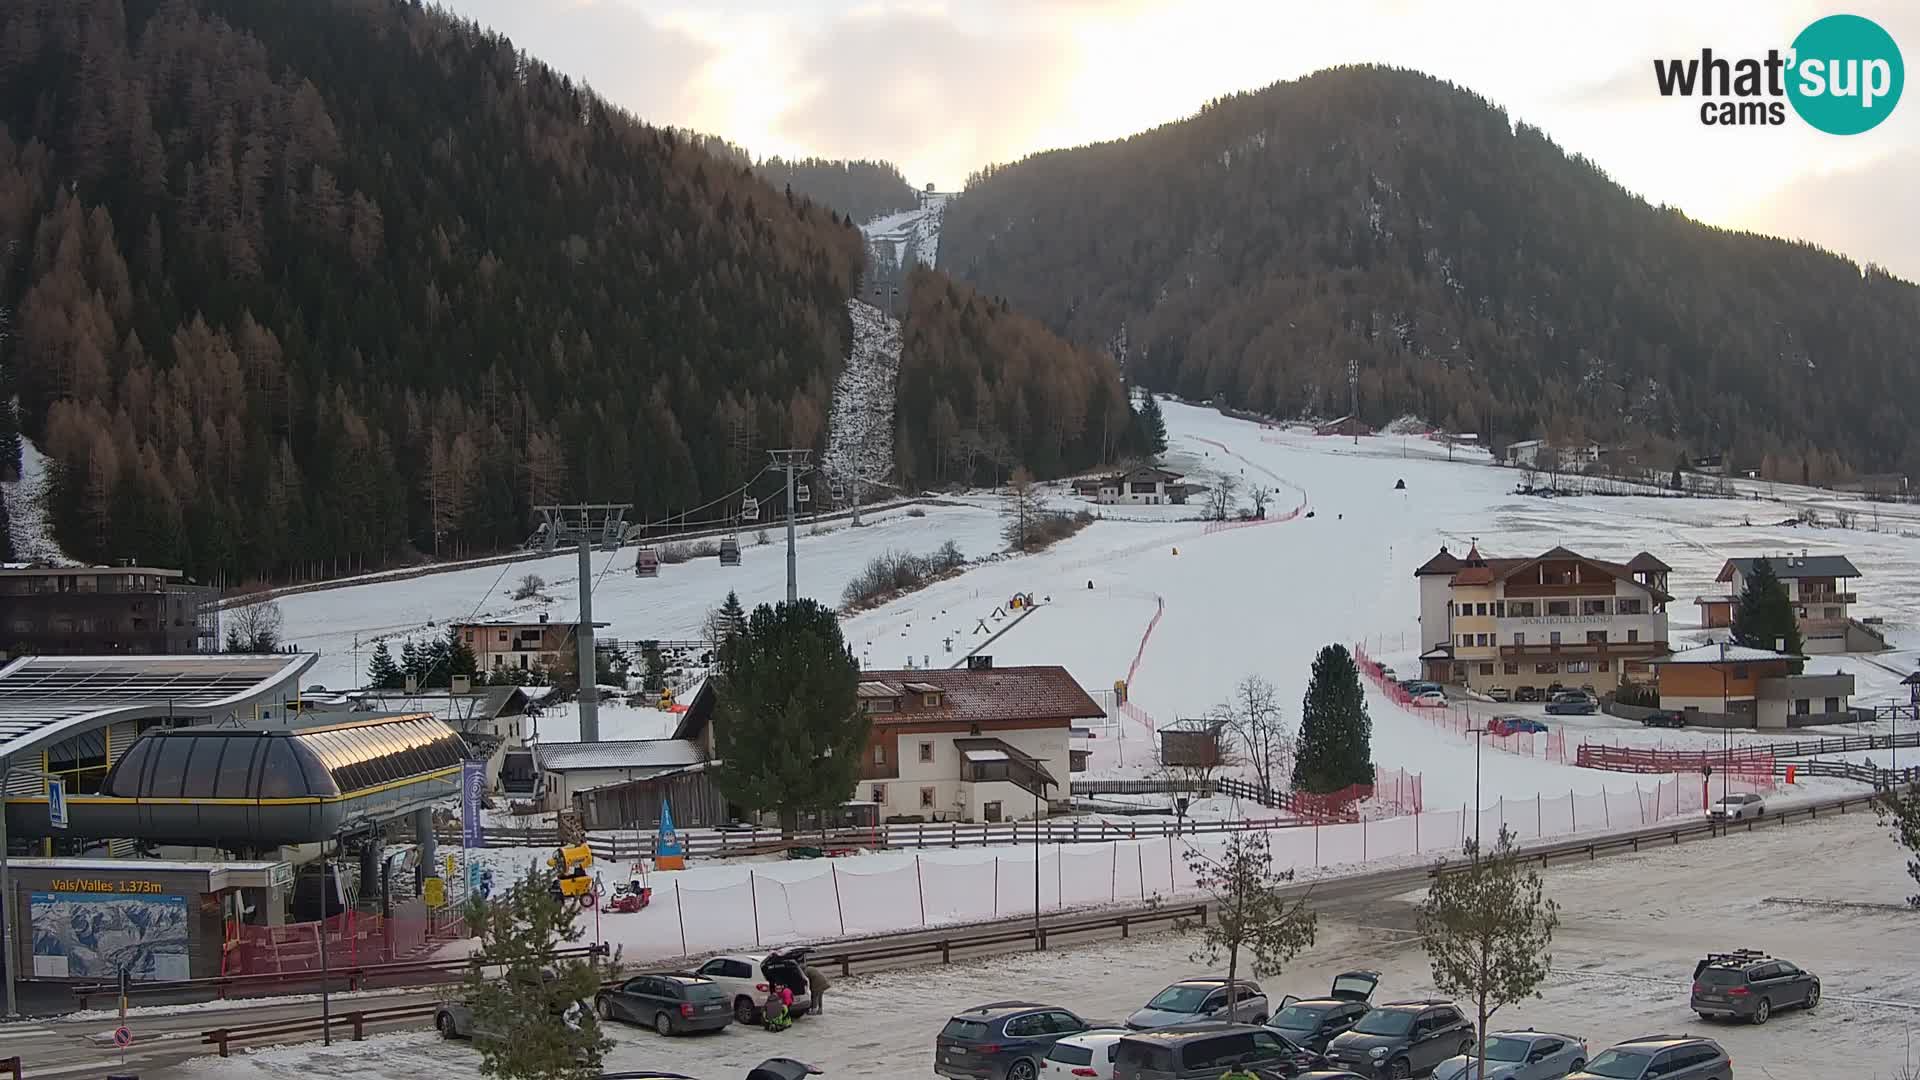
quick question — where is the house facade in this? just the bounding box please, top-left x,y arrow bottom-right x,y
0,565 -> 216,658
1415,544 -> 1671,695
1071,467 -> 1186,506
1651,643 -> 1857,729
1696,555 -> 1872,654
1504,440 -> 1601,472
853,663 -> 1103,822
455,614 -> 610,672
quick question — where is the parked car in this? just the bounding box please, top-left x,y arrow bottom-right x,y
1485,687 -> 1512,703
1113,1022 -> 1322,1080
1565,1035 -> 1730,1079
1486,716 -> 1548,737
1399,680 -> 1441,696
1432,1030 -> 1586,1079
1514,687 -> 1543,704
1268,971 -> 1378,1053
691,947 -> 814,1023
1043,1029 -> 1131,1080
436,994 -> 592,1044
1411,690 -> 1448,708
1691,948 -> 1818,1023
937,1001 -> 1095,1080
1127,979 -> 1269,1029
1545,693 -> 1597,716
1324,1000 -> 1474,1078
1707,794 -> 1765,823
594,973 -> 732,1035
1639,711 -> 1685,729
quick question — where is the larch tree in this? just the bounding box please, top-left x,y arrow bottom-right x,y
1418,828 -> 1560,1080
709,599 -> 867,834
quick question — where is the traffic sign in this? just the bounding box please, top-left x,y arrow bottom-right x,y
112,1026 -> 132,1048
424,876 -> 446,909
48,778 -> 67,830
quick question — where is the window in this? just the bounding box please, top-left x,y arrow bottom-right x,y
1494,601 -> 1506,617
1565,661 -> 1592,674
1824,697 -> 1840,714
1479,663 -> 1494,675
1510,601 -> 1536,617
864,698 -> 895,714
1598,660 -> 1610,672
1627,629 -> 1639,643
1550,631 -> 1562,645
1795,698 -> 1812,716
1460,634 -> 1472,647
1547,601 -> 1572,616
258,738 -> 305,798
1616,597 -> 1644,614
918,742 -> 934,763
1475,633 -> 1489,646
872,744 -> 886,765
1504,663 -> 1520,675
1513,632 -> 1526,646
1004,1014 -> 1041,1037
1535,1039 -> 1564,1057
924,693 -> 942,707
1583,599 -> 1608,616
1476,603 -> 1488,616
1536,662 -> 1558,674
182,737 -> 229,796
145,738 -> 195,798
919,786 -> 936,808
1587,630 -> 1608,644
871,783 -> 886,803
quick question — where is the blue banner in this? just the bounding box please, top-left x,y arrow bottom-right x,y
656,797 -> 683,859
462,759 -> 485,848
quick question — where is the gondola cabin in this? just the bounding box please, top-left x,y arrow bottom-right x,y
796,484 -> 812,505
830,480 -> 846,502
718,537 -> 742,566
741,496 -> 760,522
635,546 -> 660,577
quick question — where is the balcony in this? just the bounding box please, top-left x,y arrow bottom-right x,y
1795,591 -> 1856,605
1499,641 -> 1667,660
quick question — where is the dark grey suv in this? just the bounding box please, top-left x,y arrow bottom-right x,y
1568,1035 -> 1730,1080
1324,1000 -> 1473,1078
1691,950 -> 1819,1025
937,1001 -> 1094,1080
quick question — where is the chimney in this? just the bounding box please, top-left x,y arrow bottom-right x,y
967,655 -> 993,670
539,613 -> 549,624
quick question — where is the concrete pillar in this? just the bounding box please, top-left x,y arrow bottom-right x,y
414,808 -> 436,897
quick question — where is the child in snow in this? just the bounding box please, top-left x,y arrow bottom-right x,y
763,984 -> 794,1031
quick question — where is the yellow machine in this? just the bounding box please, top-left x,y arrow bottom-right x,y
548,843 -> 595,899
659,686 -> 676,709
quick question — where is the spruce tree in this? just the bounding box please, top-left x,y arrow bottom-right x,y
446,624 -> 479,681
458,864 -> 609,1079
400,639 -> 426,687
1730,557 -> 1803,657
366,640 -> 402,689
1135,392 -> 1169,457
718,590 -> 747,641
1293,643 -> 1374,793
710,599 -> 868,834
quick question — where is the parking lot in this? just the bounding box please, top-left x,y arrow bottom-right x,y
184,813 -> 1920,1080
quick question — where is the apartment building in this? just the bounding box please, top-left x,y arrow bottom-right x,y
454,613 -> 610,672
1414,544 -> 1672,695
1697,554 -> 1874,654
0,565 -> 216,658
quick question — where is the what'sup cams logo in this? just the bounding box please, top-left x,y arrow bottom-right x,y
1654,14 -> 1904,133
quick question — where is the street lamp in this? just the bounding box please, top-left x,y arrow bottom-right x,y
1032,778 -> 1051,951
1465,723 -> 1490,851
1718,640 -> 1730,807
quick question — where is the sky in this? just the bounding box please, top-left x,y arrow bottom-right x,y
437,0 -> 1920,280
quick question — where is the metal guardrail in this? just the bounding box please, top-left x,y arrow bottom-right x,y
204,1001 -> 445,1057
76,944 -> 611,1008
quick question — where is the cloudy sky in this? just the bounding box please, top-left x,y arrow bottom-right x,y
439,0 -> 1920,279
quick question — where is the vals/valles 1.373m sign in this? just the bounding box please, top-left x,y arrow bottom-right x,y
1654,14 -> 1904,133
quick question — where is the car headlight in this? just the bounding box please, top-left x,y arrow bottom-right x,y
1371,1047 -> 1389,1058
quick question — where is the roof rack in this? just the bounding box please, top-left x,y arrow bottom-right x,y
1702,949 -> 1770,967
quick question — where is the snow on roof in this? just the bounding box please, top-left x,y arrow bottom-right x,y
1652,643 -> 1804,665
535,738 -> 704,772
961,748 -> 1009,762
1720,555 -> 1861,580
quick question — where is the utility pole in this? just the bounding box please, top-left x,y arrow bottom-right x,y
1347,357 -> 1359,446
0,754 -> 13,1018
769,450 -> 812,604
577,537 -> 598,743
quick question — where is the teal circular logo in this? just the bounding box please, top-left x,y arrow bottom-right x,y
1787,14 -> 1904,134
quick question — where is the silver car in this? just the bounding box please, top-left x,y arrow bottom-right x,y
1125,979 -> 1268,1029
1434,1031 -> 1587,1080
1708,794 -> 1763,822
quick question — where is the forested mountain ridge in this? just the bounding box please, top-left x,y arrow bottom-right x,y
680,134 -> 919,227
942,65 -> 1920,480
0,0 -> 867,582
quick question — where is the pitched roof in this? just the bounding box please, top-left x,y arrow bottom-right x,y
1627,552 -> 1672,572
857,665 -> 1104,725
1719,555 -> 1861,581
952,735 -> 1057,787
1413,547 -> 1463,577
1652,643 -> 1804,665
534,738 -> 705,772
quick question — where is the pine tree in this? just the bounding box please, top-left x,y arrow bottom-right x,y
1293,643 -> 1374,793
366,640 -> 402,690
1419,827 -> 1560,1080
458,864 -> 610,1079
1135,392 -> 1168,457
445,624 -> 478,681
1730,557 -> 1803,657
400,639 -> 426,687
718,590 -> 746,640
710,599 -> 868,834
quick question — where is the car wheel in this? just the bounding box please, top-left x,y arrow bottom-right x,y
1006,1058 -> 1038,1080
1458,1039 -> 1473,1057
1806,984 -> 1821,1009
1570,1060 -> 1585,1074
595,998 -> 613,1022
655,1011 -> 677,1036
1751,997 -> 1770,1025
1253,1013 -> 1268,1025
436,1012 -> 459,1039
1387,1057 -> 1412,1079
734,996 -> 759,1025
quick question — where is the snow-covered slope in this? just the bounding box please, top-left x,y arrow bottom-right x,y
823,299 -> 900,495
1,436 -> 79,565
860,192 -> 947,281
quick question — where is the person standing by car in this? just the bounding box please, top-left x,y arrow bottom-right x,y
804,963 -> 831,1014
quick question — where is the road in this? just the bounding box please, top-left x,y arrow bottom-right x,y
0,796 -> 1875,1077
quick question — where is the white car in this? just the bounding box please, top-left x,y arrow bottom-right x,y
1042,1029 -> 1129,1079
1412,690 -> 1447,707
690,946 -> 813,1023
1709,793 -> 1765,821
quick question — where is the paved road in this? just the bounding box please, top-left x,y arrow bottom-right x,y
0,798 -> 1860,1077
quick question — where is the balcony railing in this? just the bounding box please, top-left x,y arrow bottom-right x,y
1498,641 -> 1667,660
1796,591 -> 1857,605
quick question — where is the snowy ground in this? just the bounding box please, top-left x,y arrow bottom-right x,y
822,299 -> 901,501
861,193 -> 947,274
175,815 -> 1920,1080
1,436 -> 79,565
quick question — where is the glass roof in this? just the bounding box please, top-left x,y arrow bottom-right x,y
104,715 -> 467,801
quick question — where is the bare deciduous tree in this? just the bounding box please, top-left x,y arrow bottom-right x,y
223,598 -> 283,653
1248,484 -> 1272,519
512,573 -> 546,601
1218,675 -> 1291,799
1205,473 -> 1241,521
1001,467 -> 1050,551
